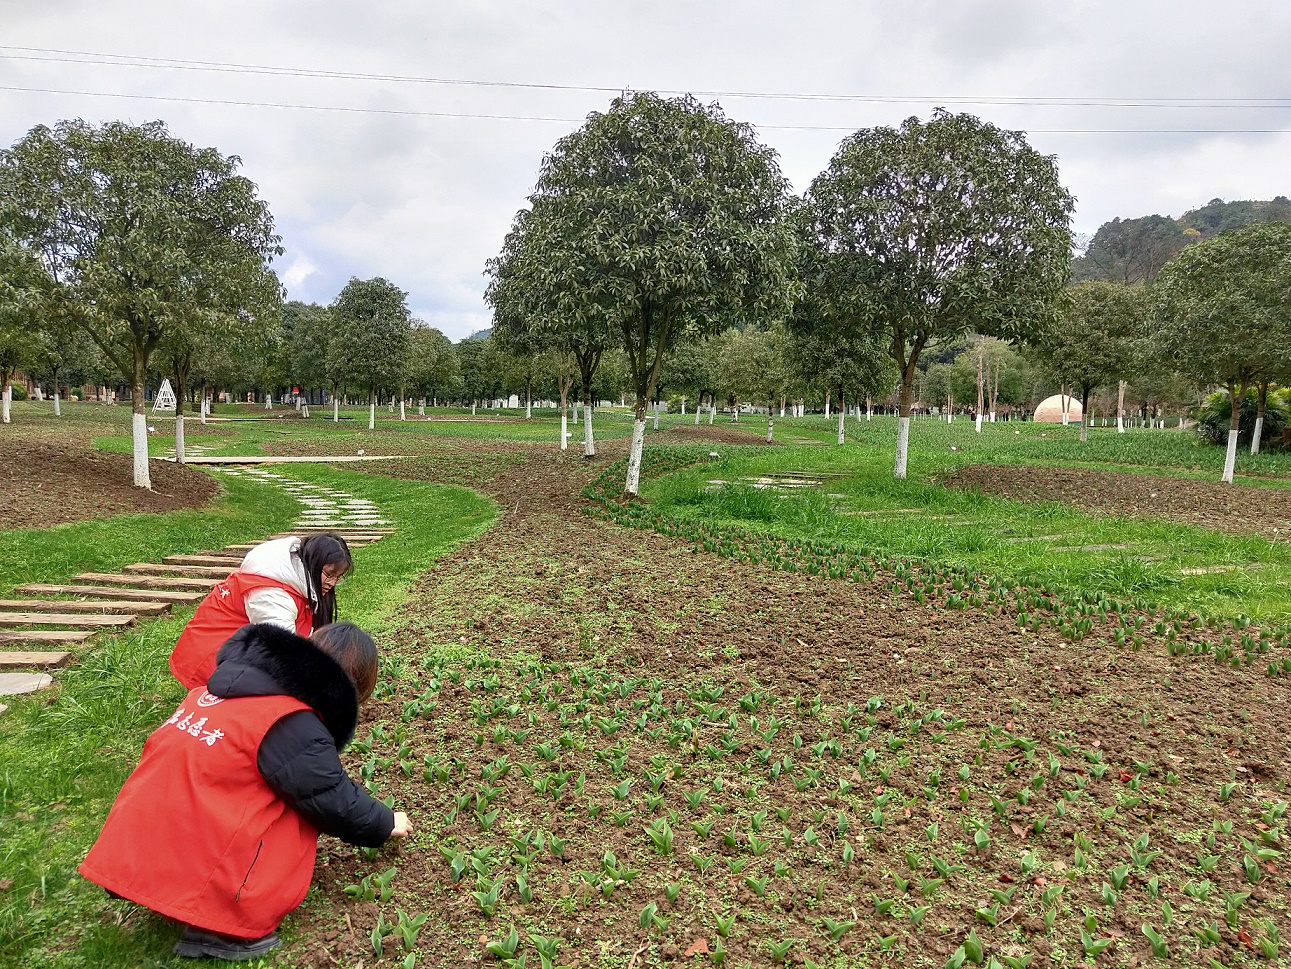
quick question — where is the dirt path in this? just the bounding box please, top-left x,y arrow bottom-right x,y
297,441 -> 1290,969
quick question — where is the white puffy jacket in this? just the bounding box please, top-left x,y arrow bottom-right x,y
239,536 -> 315,632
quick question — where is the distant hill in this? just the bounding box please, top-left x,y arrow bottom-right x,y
465,328 -> 492,342
1072,196 -> 1291,285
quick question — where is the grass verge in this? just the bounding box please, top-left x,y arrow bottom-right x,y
0,468 -> 496,969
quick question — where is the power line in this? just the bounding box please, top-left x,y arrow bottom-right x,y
1,45 -> 1288,109
2,83 -> 1290,135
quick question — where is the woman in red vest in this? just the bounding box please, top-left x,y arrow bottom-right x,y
82,622 -> 412,961
170,533 -> 353,689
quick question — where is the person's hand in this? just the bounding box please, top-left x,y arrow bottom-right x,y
390,811 -> 413,838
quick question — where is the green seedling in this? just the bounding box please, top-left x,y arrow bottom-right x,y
471,879 -> 501,917
1141,925 -> 1168,959
714,910 -> 736,937
821,917 -> 853,941
516,873 -> 532,904
645,819 -> 674,855
487,927 -> 520,960
370,912 -> 394,957
395,910 -> 428,952
909,904 -> 931,924
745,874 -> 770,897
872,895 -> 896,915
1080,928 -> 1112,957
768,939 -> 795,964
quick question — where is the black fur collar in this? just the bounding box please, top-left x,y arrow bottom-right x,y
209,624 -> 359,749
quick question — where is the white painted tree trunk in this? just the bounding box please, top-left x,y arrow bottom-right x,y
989,411 -> 996,423
837,410 -> 845,445
399,399 -> 406,420
653,402 -> 660,430
265,393 -> 272,410
53,391 -> 61,417
471,402 -> 477,416
895,417 -> 911,479
526,395 -> 532,419
561,412 -> 569,451
975,412 -> 982,433
302,404 -> 309,418
1251,417 -> 1264,455
333,398 -> 339,422
418,400 -> 425,416
132,411 -> 152,489
866,397 -> 872,421
583,403 -> 595,457
1080,408 -> 1089,443
368,400 -> 375,430
681,397 -> 686,415
625,419 -> 646,495
825,398 -> 831,419
767,416 -> 774,443
1223,428 -> 1238,483
2,383 -> 11,423
200,397 -> 208,425
175,413 -> 186,463
708,406 -> 715,426
694,402 -> 701,425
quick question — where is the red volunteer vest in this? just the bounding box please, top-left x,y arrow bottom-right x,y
170,572 -> 313,689
79,687 -> 318,939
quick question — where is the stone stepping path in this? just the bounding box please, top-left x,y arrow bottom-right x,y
0,470 -> 390,711
160,442 -> 216,460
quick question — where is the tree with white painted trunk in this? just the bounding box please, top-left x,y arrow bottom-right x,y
1035,282 -> 1139,443
0,119 -> 282,486
801,111 -> 1074,479
327,277 -> 411,432
486,207 -> 614,457
491,93 -> 796,492
406,322 -> 459,418
1152,220 -> 1291,483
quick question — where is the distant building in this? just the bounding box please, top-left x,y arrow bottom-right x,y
1033,394 -> 1083,423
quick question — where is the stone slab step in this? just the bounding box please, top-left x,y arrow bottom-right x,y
75,573 -> 218,591
162,554 -> 245,567
123,563 -> 235,579
0,613 -> 137,628
0,599 -> 171,616
282,526 -> 395,534
16,584 -> 205,603
0,629 -> 88,647
0,672 -> 54,694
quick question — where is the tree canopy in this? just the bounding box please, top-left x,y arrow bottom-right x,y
0,119 -> 282,485
491,92 -> 798,493
327,276 -> 411,426
801,110 -> 1075,477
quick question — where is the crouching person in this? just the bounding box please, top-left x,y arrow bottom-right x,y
79,622 -> 413,961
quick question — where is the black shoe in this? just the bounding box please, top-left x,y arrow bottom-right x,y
173,926 -> 282,960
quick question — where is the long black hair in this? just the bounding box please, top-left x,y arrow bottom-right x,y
294,532 -> 352,629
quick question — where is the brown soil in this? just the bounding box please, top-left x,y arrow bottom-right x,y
942,464 -> 1291,538
287,443 -> 1291,969
0,430 -> 220,530
659,424 -> 780,446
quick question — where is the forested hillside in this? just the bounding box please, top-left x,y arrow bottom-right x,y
1072,195 -> 1291,284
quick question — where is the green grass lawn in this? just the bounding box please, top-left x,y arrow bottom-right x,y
0,462 -> 495,969
641,418 -> 1291,627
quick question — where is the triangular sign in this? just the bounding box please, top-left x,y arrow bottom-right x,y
151,378 -> 177,414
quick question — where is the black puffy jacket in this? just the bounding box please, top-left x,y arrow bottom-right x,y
207,624 -> 394,847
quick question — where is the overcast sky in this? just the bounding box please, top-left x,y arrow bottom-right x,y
3,1 -> 1288,339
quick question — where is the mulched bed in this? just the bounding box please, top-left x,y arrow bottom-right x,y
0,434 -> 219,530
941,464 -> 1291,538
287,443 -> 1290,969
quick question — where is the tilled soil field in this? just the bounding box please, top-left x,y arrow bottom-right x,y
941,464 -> 1291,539
0,430 -> 220,529
288,443 -> 1291,969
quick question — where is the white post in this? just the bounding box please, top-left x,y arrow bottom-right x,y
625,418 -> 647,495
895,416 -> 911,479
132,411 -> 151,489
368,400 -> 375,430
175,413 -> 186,463
53,390 -> 61,417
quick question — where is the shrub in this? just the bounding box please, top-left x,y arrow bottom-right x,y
1194,387 -> 1289,448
